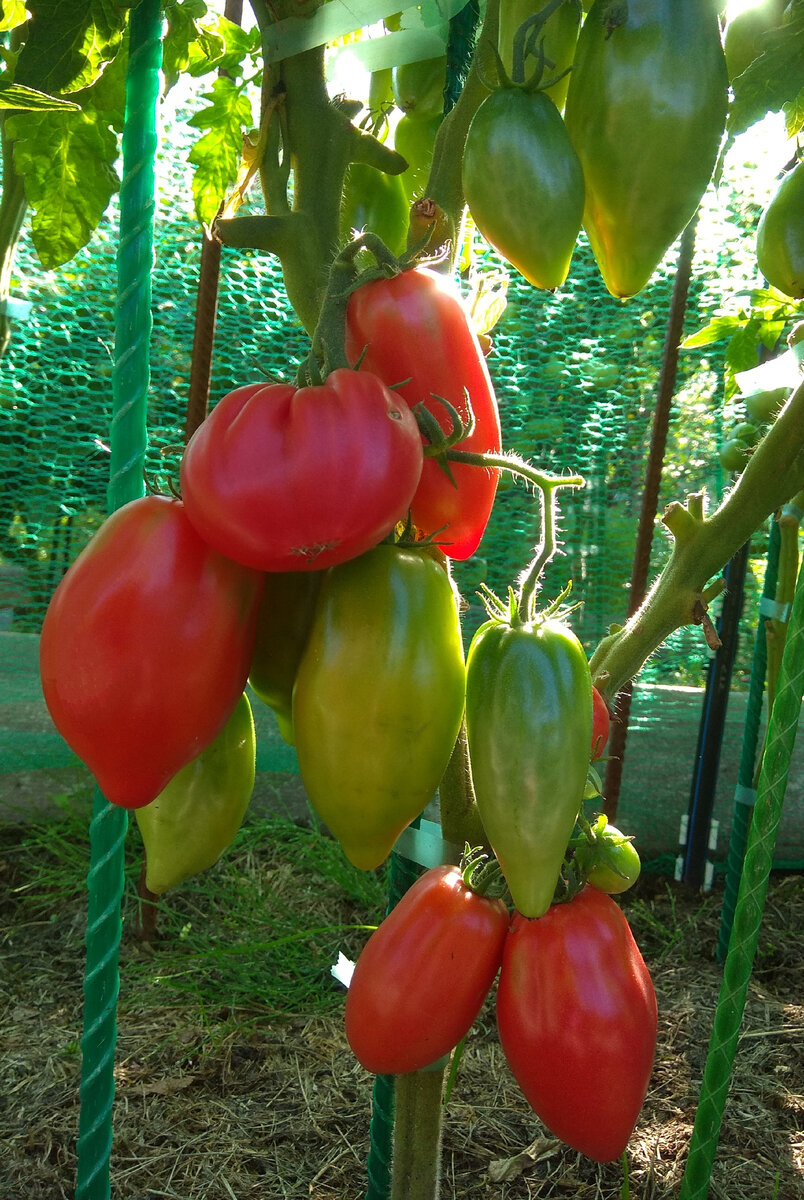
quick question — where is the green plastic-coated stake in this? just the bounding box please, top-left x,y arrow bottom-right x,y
716,519 -> 779,962
679,553 -> 804,1200
75,5 -> 163,1198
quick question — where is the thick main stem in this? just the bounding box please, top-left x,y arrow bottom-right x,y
390,1070 -> 446,1200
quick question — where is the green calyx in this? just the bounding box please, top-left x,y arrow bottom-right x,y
460,844 -> 510,901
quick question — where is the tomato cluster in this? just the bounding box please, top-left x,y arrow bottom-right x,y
346,862 -> 656,1163
38,266 -> 502,875
462,0 -> 729,300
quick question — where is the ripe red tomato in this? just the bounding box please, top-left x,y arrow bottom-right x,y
179,369 -> 424,571
591,685 -> 611,759
345,864 -> 510,1074
39,495 -> 263,809
345,268 -> 502,560
496,886 -> 657,1162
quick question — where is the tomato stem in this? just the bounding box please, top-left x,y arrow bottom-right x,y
510,0 -> 568,87
590,372 -> 804,699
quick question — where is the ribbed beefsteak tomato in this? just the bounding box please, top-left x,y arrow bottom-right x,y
179,369 -> 424,571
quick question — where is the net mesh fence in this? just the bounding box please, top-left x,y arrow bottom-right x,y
1,103 -> 802,866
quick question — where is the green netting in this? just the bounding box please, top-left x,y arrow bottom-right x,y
1,97 -> 802,864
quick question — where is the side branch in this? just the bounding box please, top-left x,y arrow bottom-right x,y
591,374 -> 804,698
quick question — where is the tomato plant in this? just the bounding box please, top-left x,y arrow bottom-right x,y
39,495 -> 263,809
345,267 -> 502,560
179,369 -> 424,572
496,886 -> 657,1162
292,543 -> 466,870
345,863 -> 509,1074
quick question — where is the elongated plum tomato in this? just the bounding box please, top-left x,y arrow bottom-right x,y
293,544 -> 466,870
463,87 -> 585,290
345,268 -> 501,560
563,0 -> 728,298
136,692 -> 256,893
497,886 -> 657,1162
39,495 -> 262,809
179,369 -> 424,572
345,864 -> 510,1074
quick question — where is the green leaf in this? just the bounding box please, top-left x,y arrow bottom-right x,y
728,11 -> 804,137
681,314 -> 746,350
162,0 -> 208,95
14,0 -> 133,95
187,76 -> 253,227
162,1 -> 259,93
73,28 -> 128,131
0,80 -> 80,110
725,319 -> 764,375
7,106 -> 119,268
784,88 -> 804,138
0,1 -> 29,33
187,16 -> 260,78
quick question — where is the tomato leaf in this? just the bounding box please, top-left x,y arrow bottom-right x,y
728,11 -> 804,137
681,314 -> 746,349
6,107 -> 119,268
0,81 -> 80,111
13,0 -> 133,95
163,0 -> 258,94
725,318 -> 765,374
187,76 -> 254,228
784,87 -> 804,138
0,1 -> 29,34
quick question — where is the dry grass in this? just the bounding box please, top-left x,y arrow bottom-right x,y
1,796 -> 802,1200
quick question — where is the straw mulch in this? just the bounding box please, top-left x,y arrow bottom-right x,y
1,813 -> 802,1200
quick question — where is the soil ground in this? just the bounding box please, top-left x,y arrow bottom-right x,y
1,802 -> 802,1200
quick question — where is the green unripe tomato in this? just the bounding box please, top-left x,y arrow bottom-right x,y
733,421 -> 759,446
585,824 -> 642,895
498,0 -> 581,110
463,87 -> 584,291
135,693 -> 256,894
743,386 -> 790,424
719,438 -> 750,472
394,113 -> 441,202
392,56 -> 447,120
756,160 -> 804,299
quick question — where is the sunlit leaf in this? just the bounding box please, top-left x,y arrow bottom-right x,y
0,80 -> 79,110
728,11 -> 804,137
14,0 -> 133,95
187,76 -> 254,228
6,106 -> 119,268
